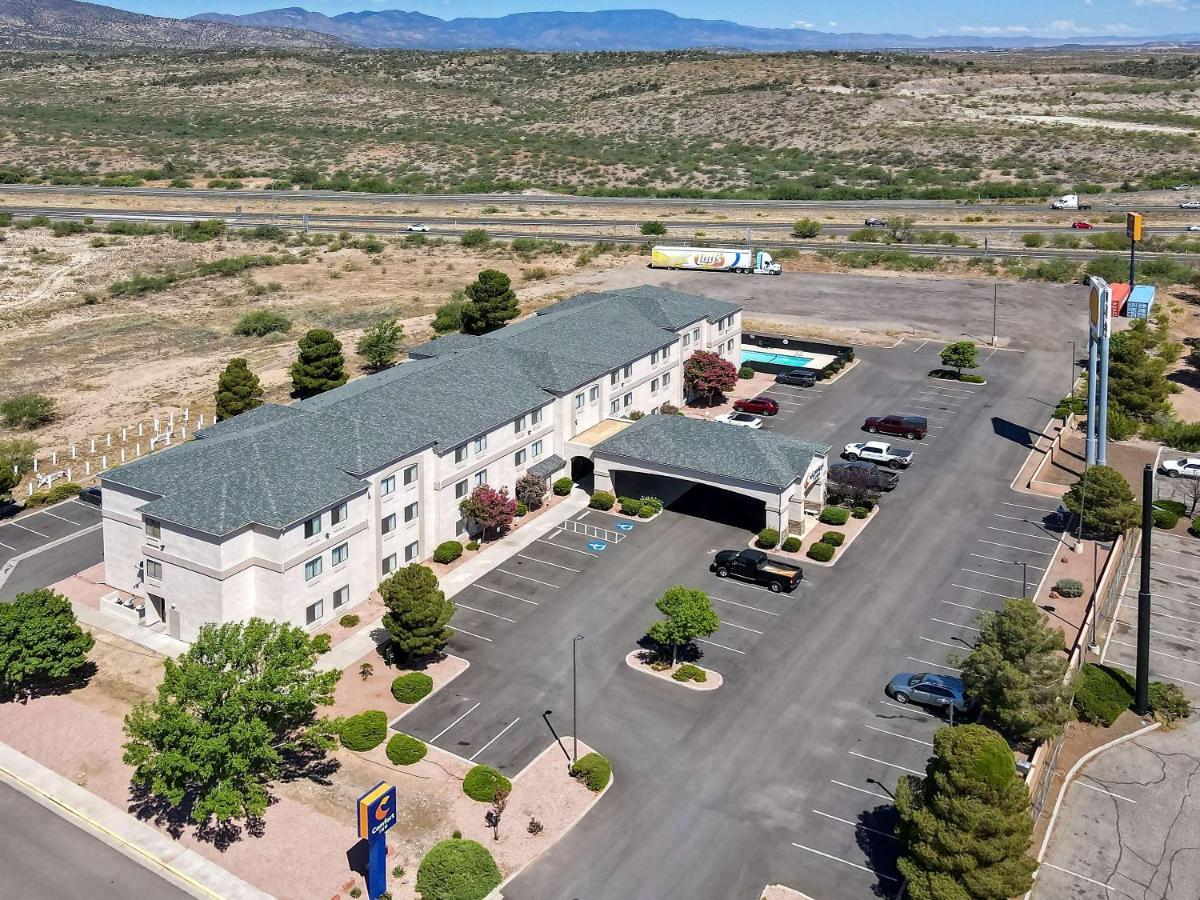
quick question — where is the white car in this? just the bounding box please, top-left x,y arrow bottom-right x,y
714,412 -> 763,429
1180,201 -> 1200,210
405,223 -> 430,232
843,440 -> 913,469
1160,458 -> 1200,479
1188,225 -> 1200,233
1174,184 -> 1193,191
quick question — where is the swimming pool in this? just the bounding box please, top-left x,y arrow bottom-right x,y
741,348 -> 815,368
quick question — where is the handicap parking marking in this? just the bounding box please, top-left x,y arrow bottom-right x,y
587,540 -> 607,552
615,522 -> 634,532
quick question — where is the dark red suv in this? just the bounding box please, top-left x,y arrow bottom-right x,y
863,414 -> 927,440
734,396 -> 780,416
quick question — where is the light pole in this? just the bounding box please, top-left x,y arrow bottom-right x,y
1013,560 -> 1029,598
572,634 -> 584,765
991,284 -> 998,347
1067,340 -> 1077,424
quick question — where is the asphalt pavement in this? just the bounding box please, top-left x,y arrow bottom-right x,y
0,499 -> 103,601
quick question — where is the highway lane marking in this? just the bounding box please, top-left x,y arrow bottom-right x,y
720,620 -> 765,635
940,599 -> 981,612
1074,780 -> 1137,804
473,584 -> 538,606
455,603 -> 516,623
38,510 -> 83,526
930,617 -> 981,633
7,521 -> 47,537
951,583 -> 1010,598
879,700 -> 940,719
431,701 -> 481,741
985,526 -> 1059,542
811,809 -> 900,841
864,724 -> 934,747
847,750 -> 924,776
469,717 -> 521,762
970,553 -> 1045,570
790,842 -> 898,882
830,779 -> 892,802
516,554 -> 580,573
696,638 -> 746,655
496,568 -> 560,589
451,626 -> 493,643
535,538 -> 598,557
959,568 -> 1026,586
919,635 -> 967,650
977,538 -> 1053,555
907,656 -> 962,673
710,595 -> 780,616
1110,639 -> 1200,667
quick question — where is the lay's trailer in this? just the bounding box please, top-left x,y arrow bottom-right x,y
651,245 -> 782,276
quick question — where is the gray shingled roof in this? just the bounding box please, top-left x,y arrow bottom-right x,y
527,454 -> 566,479
594,415 -> 829,491
103,286 -> 741,537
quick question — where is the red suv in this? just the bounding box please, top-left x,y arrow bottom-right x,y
734,396 -> 780,416
863,414 -> 927,439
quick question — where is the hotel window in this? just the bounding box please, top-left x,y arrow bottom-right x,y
514,448 -> 527,467
331,502 -> 348,526
455,479 -> 468,499
305,599 -> 323,624
404,501 -> 419,522
304,514 -> 322,538
589,385 -> 599,402
575,392 -> 585,409
455,444 -> 469,464
144,518 -> 161,540
663,344 -> 671,358
473,469 -> 487,488
145,559 -> 163,580
304,556 -> 323,582
651,377 -> 660,393
623,392 -> 633,408
623,364 -> 633,378
514,415 -> 526,433
403,464 -> 418,485
531,407 -> 543,425
610,371 -> 619,385
474,435 -> 487,453
682,332 -> 691,348
382,553 -> 397,575
691,327 -> 700,343
663,372 -> 672,388
332,585 -> 349,608
455,518 -> 467,535
405,541 -> 420,563
531,440 -> 543,458
382,513 -> 396,535
610,399 -> 620,415
380,475 -> 396,496
727,339 -> 735,353
331,543 -> 349,566
651,349 -> 659,364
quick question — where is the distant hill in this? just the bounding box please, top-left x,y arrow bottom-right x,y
0,0 -> 347,49
191,6 -> 1200,51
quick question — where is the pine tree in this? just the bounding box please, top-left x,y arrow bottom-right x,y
896,724 -> 1037,900
356,318 -> 404,371
381,565 -> 454,660
214,358 -> 264,421
1063,464 -> 1139,537
460,270 -> 519,335
290,329 -> 348,398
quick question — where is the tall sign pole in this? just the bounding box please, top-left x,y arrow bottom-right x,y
1136,466 -> 1153,715
1096,278 -> 1111,467
357,782 -> 398,900
1085,282 -> 1100,465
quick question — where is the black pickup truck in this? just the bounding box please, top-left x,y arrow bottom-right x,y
711,548 -> 802,593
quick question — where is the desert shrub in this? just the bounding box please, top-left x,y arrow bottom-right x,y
1148,681 -> 1191,724
619,497 -> 643,516
820,507 -> 850,526
782,536 -> 801,552
852,506 -> 870,519
416,839 -> 502,900
627,410 -> 645,420
569,752 -> 612,791
756,528 -> 779,549
738,366 -> 755,379
589,491 -> 615,510
1075,664 -> 1134,726
460,228 -> 490,248
391,672 -> 434,704
553,477 -> 573,496
385,733 -> 427,766
311,633 -> 332,654
1153,507 -> 1180,529
0,393 -> 57,429
340,710 -> 388,751
338,614 -> 360,628
233,309 -> 291,337
44,482 -> 82,503
821,531 -> 845,547
432,541 -> 463,564
1154,499 -> 1187,516
466,540 -> 479,551
639,220 -> 667,235
658,403 -> 682,415
1053,578 -> 1084,598
1021,233 -> 1045,248
463,765 -> 512,802
673,663 -> 707,683
807,542 -> 835,562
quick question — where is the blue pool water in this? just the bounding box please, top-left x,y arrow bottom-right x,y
741,348 -> 814,367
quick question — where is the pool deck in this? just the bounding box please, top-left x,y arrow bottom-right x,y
742,350 -> 836,371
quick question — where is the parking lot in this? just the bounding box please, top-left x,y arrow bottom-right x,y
0,499 -> 103,601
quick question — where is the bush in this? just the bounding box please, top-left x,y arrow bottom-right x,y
781,536 -> 801,552
639,496 -> 663,514
463,765 -> 512,802
233,309 -> 291,337
23,491 -> 50,507
807,542 -> 835,562
42,482 -> 82,504
553,477 -> 573,496
416,839 -> 502,900
460,228 -> 490,248
1153,507 -> 1181,529
1148,681 -> 1191,724
637,506 -> 654,518
618,496 -> 643,516
1154,499 -> 1187,517
432,541 -> 463,564
639,220 -> 667,236
755,527 -> 780,549
589,490 -> 615,510
338,614 -> 360,628
340,710 -> 388,751
385,733 -> 427,766
515,501 -> 527,517
738,366 -> 755,379
673,663 -> 707,683
311,633 -> 332,653
466,540 -> 479,551
1194,515 -> 1200,536
0,393 -> 57,429
852,506 -> 870,519
821,531 -> 845,547
1075,664 -> 1134,726
792,218 -> 821,238
569,752 -> 612,792
819,507 -> 850,526
1053,578 -> 1084,598
391,672 -> 434,704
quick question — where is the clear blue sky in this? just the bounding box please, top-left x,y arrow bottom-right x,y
107,0 -> 1200,36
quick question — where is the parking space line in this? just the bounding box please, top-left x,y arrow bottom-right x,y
452,626 -> 493,643
1150,574 -> 1200,592
993,513 -> 1054,529
1075,780 -> 1137,804
496,568 -> 560,589
986,527 -> 1059,542
1147,545 -> 1200,560
39,510 -> 82,526
535,538 -> 598,557
7,521 -> 47,537
914,392 -> 966,404
710,595 -> 780,616
909,403 -> 958,413
830,779 -> 892,802
1038,862 -> 1122,893
907,656 -> 962,673
1143,627 -> 1200,647
724,581 -> 782,595
970,553 -> 1045,570
960,569 -> 1026,586
920,635 -> 967,650
812,809 -> 900,841
931,617 -> 981,633
1141,558 -> 1200,575
940,599 -> 980,612
864,724 -> 934,747
0,539 -> 16,551
1000,500 -> 1058,514
912,340 -> 928,352
978,538 -> 1053,555
516,554 -> 580,573
721,620 -> 765,635
1125,588 -> 1200,610
1146,608 -> 1200,627
696,638 -> 746,655
1110,639 -> 1200,667
431,701 -> 481,741
474,584 -> 538,606
847,750 -> 924,776
790,843 -> 898,882
455,603 -> 516,623
469,717 -> 521,762
951,583 -> 1010,598
879,700 -> 940,718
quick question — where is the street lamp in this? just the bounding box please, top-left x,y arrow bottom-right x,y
1013,560 -> 1029,598
572,634 -> 584,765
1067,340 -> 1077,424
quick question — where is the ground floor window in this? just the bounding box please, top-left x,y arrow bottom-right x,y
306,599 -> 324,624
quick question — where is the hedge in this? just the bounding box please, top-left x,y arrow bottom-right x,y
570,752 -> 612,792
462,765 -> 512,802
821,531 -> 845,547
781,536 -> 801,553
1054,578 -> 1083,598
1152,507 -> 1180,529
589,490 -> 615,511
1154,499 -> 1187,517
673,662 -> 707,683
852,506 -> 870,519
638,506 -> 654,518
618,496 -> 643,516
1075,664 -> 1134,726
311,633 -> 332,653
639,496 -> 663,513
819,507 -> 850,526
432,540 -> 464,564
807,542 -> 835,562
738,365 -> 755,379
416,838 -> 502,900
340,710 -> 388,751
553,477 -> 573,496
755,528 -> 779,549
386,733 -> 427,766
26,482 -> 83,507
391,672 -> 434,704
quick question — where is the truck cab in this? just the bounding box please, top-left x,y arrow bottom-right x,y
1050,194 -> 1091,211
711,548 -> 802,592
753,251 -> 782,276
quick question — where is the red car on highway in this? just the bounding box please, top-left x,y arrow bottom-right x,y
1071,221 -> 1093,230
734,396 -> 780,416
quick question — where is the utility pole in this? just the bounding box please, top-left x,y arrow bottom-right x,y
1135,466 -> 1152,715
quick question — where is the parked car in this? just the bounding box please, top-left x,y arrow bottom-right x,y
1160,457 -> 1200,479
864,217 -> 887,227
843,440 -> 912,469
734,396 -> 780,416
715,412 -> 763,429
405,223 -> 430,232
886,672 -> 976,714
775,369 -> 817,387
1070,220 -> 1093,230
827,461 -> 899,493
78,486 -> 102,506
1180,201 -> 1200,210
711,548 -> 802,593
862,414 -> 927,440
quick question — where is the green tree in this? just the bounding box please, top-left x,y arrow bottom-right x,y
940,341 -> 978,376
290,329 -> 348,398
646,585 -> 719,665
214,358 -> 263,421
433,292 -> 468,334
460,270 -> 519,335
0,393 -> 57,430
356,318 -> 404,371
0,589 -> 94,699
0,465 -> 15,502
887,215 -> 916,243
640,220 -> 667,236
380,564 -> 455,660
792,218 -> 821,238
896,724 -> 1036,900
1108,320 -> 1170,422
122,619 -> 339,825
1063,464 -> 1139,536
955,598 -> 1073,744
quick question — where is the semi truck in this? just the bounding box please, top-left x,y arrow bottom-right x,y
1050,194 -> 1092,211
651,245 -> 782,275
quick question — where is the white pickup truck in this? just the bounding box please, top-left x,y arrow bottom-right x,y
843,440 -> 913,469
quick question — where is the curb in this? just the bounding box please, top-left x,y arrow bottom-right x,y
623,650 -> 721,691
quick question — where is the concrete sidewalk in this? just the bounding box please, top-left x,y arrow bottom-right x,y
322,489 -> 590,671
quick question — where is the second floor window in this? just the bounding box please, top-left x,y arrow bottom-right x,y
589,385 -> 599,402
473,469 -> 487,488
651,377 -> 660,393
304,557 -> 322,581
515,448 -> 527,467
623,393 -> 633,408
331,543 -> 349,566
455,479 -> 468,499
610,399 -> 620,415
404,502 -> 419,522
531,440 -> 543,458
575,392 -> 585,409
382,513 -> 396,535
145,558 -> 162,580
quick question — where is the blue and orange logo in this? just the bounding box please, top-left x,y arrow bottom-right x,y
357,782 -> 398,840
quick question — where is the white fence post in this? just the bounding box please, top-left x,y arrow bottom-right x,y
90,437 -> 96,453
51,450 -> 57,466
70,444 -> 76,460
183,408 -> 190,423
135,443 -> 141,458
32,457 -> 39,473
106,433 -> 112,448
65,466 -> 71,482
121,427 -> 127,442
85,461 -> 91,476
100,455 -> 107,470
138,422 -> 144,437
120,448 -> 126,463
